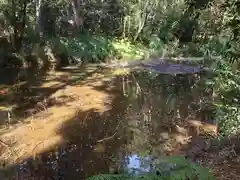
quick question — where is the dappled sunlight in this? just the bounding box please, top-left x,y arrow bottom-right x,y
0,58 -> 237,179
0,66 -> 115,171
1,95 -> 111,164
0,62 -> 239,179
174,134 -> 190,146
1,0 -> 240,178
39,80 -> 65,88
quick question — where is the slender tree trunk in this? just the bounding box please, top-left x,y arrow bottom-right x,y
36,0 -> 42,36
11,0 -> 17,51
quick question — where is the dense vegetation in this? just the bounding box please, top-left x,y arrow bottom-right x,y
0,0 -> 240,178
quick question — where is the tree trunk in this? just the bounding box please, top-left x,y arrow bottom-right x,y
36,0 -> 42,36
16,1 -> 28,51
71,0 -> 83,29
11,0 -> 17,51
11,0 -> 28,52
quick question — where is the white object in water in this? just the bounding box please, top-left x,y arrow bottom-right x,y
160,132 -> 169,140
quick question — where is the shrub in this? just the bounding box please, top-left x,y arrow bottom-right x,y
88,156 -> 215,180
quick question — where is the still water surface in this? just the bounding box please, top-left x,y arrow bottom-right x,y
1,66 -> 215,179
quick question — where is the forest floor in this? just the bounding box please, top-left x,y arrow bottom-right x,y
0,64 -> 113,162
0,63 -> 239,179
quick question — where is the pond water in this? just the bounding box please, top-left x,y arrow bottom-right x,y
0,66 -> 216,179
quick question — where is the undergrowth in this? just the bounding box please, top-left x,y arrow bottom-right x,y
88,156 -> 215,180
47,35 -> 148,64
211,59 -> 240,135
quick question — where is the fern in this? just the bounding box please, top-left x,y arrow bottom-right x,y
88,174 -> 166,180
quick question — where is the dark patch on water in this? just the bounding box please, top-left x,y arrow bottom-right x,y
107,57 -> 203,75
141,63 -> 202,74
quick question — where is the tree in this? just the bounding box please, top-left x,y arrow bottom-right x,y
35,0 -> 43,36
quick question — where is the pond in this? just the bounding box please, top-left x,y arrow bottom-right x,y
0,65 -> 217,179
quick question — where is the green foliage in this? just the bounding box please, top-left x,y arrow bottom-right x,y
161,156 -> 215,179
88,175 -> 162,180
223,0 -> 240,62
209,59 -> 240,135
88,156 -> 215,180
58,35 -> 117,63
81,0 -> 124,36
47,35 -> 148,63
112,39 -> 148,60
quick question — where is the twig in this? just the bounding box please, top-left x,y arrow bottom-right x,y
37,102 -> 47,112
93,99 -> 111,105
80,112 -> 89,125
97,132 -> 119,143
131,73 -> 142,95
122,76 -> 126,96
97,122 -> 126,143
0,138 -> 19,159
0,139 -> 11,148
32,140 -> 45,160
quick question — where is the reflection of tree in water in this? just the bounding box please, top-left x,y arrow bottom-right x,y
120,70 -> 214,156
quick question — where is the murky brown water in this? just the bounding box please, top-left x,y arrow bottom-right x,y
0,67 -> 216,179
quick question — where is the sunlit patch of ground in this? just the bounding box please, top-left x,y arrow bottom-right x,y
0,66 -> 113,165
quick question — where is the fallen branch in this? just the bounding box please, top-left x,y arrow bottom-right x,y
97,123 -> 135,143
97,132 -> 119,143
32,140 -> 45,160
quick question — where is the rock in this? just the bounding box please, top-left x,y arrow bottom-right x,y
160,132 -> 169,140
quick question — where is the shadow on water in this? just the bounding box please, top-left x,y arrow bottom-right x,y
0,66 -> 217,179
